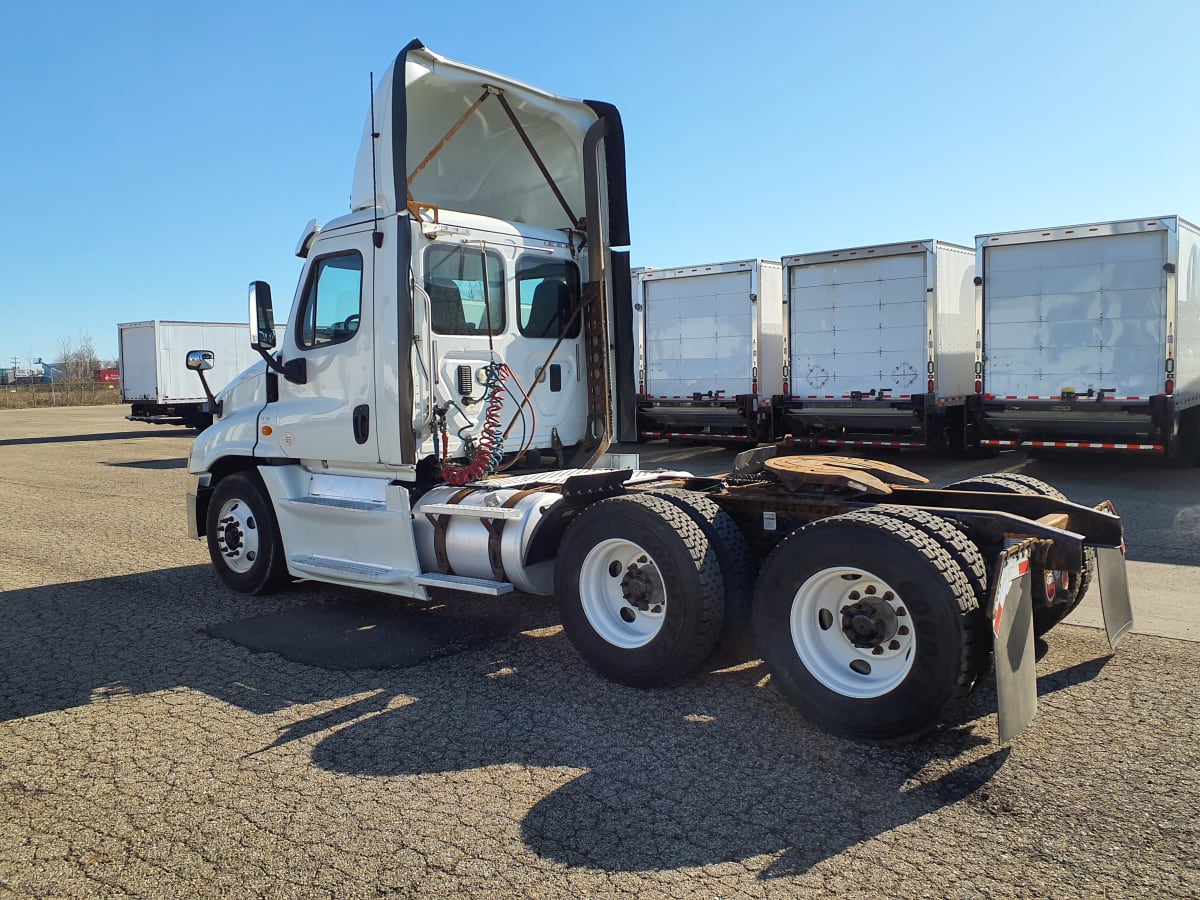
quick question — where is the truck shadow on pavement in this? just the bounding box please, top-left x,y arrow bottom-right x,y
0,566 -> 558,724
0,430 -> 194,447
307,628 -> 1111,876
0,565 -> 1119,878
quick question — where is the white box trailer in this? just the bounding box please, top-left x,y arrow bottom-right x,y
977,215 -> 1200,462
780,240 -> 978,450
119,321 -> 256,429
633,259 -> 784,442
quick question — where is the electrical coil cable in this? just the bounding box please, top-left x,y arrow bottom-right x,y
440,361 -> 511,485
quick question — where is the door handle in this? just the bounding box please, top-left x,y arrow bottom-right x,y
353,404 -> 370,444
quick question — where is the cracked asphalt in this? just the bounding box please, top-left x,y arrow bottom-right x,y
1,407 -> 1197,898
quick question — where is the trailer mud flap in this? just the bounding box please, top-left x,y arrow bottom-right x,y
1095,546 -> 1134,649
1092,499 -> 1134,650
990,539 -> 1038,744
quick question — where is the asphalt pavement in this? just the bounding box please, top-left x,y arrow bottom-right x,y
1,407 -> 1196,898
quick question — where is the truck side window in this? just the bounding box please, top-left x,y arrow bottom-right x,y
297,252 -> 363,349
517,257 -> 581,338
424,245 -> 505,335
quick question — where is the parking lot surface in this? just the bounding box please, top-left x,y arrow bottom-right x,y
1,407 -> 1197,898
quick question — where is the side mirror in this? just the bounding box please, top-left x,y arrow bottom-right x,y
249,280 -> 277,351
186,349 -> 221,414
186,350 -> 214,371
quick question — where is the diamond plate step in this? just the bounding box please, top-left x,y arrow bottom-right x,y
289,554 -> 406,583
412,573 -> 514,595
287,496 -> 386,512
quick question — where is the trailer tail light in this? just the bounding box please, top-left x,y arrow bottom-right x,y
927,379 -> 935,393
1165,379 -> 1174,394
974,380 -> 983,394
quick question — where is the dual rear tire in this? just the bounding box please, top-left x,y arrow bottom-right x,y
554,492 -> 989,741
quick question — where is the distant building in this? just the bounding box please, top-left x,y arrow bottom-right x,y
1,365 -> 46,385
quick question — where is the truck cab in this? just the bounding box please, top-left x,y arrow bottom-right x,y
187,39 -> 630,600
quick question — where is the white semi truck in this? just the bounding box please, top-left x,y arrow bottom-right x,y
778,240 -> 979,451
633,259 -> 784,443
976,215 -> 1200,463
119,320 -> 255,430
185,40 -> 1133,743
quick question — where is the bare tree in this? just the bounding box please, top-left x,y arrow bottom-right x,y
56,331 -> 100,404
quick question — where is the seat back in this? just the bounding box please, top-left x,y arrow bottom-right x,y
526,280 -> 570,338
427,280 -> 468,334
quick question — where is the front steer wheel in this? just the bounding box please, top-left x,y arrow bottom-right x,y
553,493 -> 725,687
753,510 -> 985,742
205,471 -> 291,595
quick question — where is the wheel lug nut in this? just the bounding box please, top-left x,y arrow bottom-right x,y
898,625 -> 910,636
872,645 -> 884,655
896,607 -> 907,617
848,591 -> 860,601
888,640 -> 900,650
865,586 -> 876,595
883,591 -> 894,602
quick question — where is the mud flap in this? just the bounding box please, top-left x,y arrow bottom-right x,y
1095,546 -> 1134,649
990,539 -> 1038,744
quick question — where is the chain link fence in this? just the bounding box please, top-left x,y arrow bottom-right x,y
0,380 -> 124,410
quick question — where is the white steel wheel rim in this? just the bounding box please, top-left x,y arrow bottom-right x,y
789,566 -> 915,699
579,538 -> 667,649
215,497 -> 260,574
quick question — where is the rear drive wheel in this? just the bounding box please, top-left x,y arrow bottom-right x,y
946,473 -> 1094,635
871,505 -> 991,687
640,487 -> 756,629
752,510 -> 984,741
1169,407 -> 1200,468
206,471 -> 291,595
553,493 -> 725,687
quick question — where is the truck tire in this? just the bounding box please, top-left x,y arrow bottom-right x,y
1169,407 -> 1200,468
205,471 -> 291,595
640,487 -> 756,629
752,510 -> 984,741
871,506 -> 988,603
945,473 -> 1094,636
553,493 -> 725,687
869,505 -> 992,689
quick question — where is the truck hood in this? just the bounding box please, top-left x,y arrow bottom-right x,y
350,40 -> 627,242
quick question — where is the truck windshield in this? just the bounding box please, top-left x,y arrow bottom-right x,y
424,245 -> 505,336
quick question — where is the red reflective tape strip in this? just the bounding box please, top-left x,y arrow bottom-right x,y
1022,441 -> 1164,451
815,439 -> 923,448
1018,559 -> 1030,576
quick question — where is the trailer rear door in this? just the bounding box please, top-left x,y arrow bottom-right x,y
983,231 -> 1166,399
119,323 -> 158,401
788,252 -> 928,398
643,269 -> 754,398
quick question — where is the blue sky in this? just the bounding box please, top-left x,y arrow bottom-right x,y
2,0 -> 1198,366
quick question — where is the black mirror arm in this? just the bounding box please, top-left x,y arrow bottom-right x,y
196,370 -> 223,417
254,346 -> 307,385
